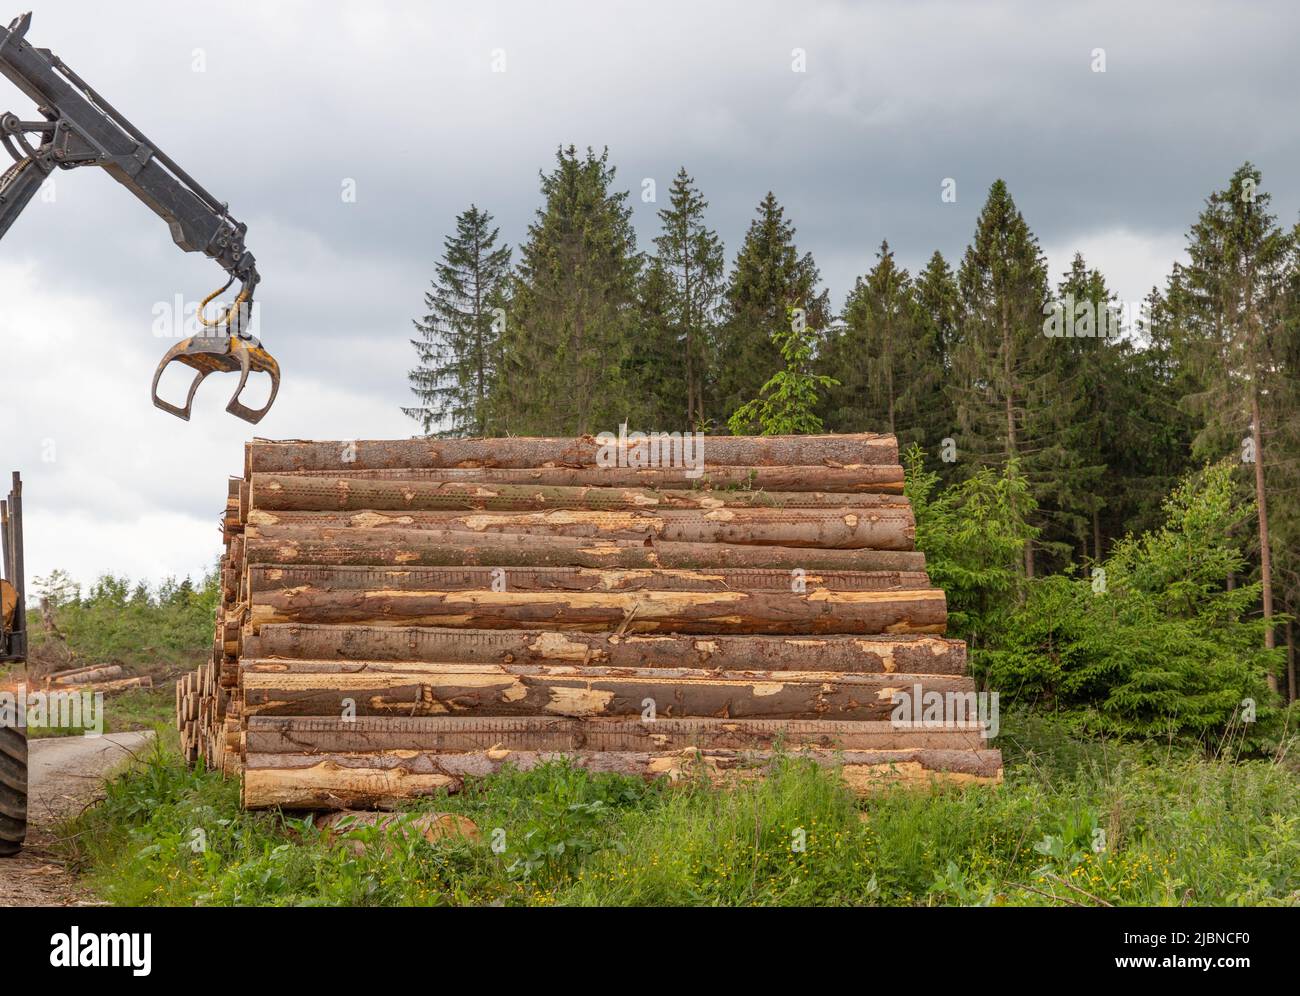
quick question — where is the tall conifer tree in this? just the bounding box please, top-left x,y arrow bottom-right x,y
490,146 -> 641,434
653,168 -> 724,428
911,251 -> 961,472
1170,163 -> 1296,676
718,192 -> 830,423
404,205 -> 511,436
822,241 -> 940,447
949,180 -> 1085,576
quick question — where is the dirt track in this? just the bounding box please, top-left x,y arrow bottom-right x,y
0,731 -> 152,906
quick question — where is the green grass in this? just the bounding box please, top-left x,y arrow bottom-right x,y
57,715 -> 1300,907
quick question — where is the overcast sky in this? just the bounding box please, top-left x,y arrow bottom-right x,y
2,0 -> 1298,589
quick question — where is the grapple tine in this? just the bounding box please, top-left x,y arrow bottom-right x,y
225,339 -> 281,425
151,337 -> 214,421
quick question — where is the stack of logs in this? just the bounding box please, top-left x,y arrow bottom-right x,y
178,433 -> 1001,809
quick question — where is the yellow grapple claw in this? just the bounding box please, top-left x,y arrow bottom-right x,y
151,333 -> 280,425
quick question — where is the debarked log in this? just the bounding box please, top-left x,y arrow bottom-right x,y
54,675 -> 152,694
245,506 -> 916,550
45,663 -> 123,684
245,433 -> 898,475
240,746 -> 1004,809
247,586 -> 948,635
243,715 -> 991,754
249,474 -> 911,514
238,664 -> 974,721
246,564 -> 933,595
243,625 -> 967,674
244,526 -> 927,572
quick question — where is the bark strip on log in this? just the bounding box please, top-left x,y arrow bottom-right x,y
239,666 -> 972,720
246,433 -> 898,475
241,746 -> 1003,809
248,586 -> 948,636
244,625 -> 967,674
268,464 -> 905,494
247,565 -> 933,595
245,507 -> 916,551
250,475 -> 910,513
245,527 -> 927,572
243,715 -> 990,754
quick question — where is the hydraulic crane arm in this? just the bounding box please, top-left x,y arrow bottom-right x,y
0,11 -> 279,423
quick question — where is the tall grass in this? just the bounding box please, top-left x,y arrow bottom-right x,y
60,716 -> 1300,907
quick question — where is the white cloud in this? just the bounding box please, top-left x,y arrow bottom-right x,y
0,260 -> 410,586
1042,226 -> 1188,309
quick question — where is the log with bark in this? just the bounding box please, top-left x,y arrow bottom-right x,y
266,464 -> 905,494
243,715 -> 990,754
246,564 -> 933,595
55,675 -> 152,694
245,433 -> 898,475
245,506 -> 916,550
239,663 -> 974,721
241,746 -> 1004,809
248,585 -> 948,635
244,526 -> 927,572
244,624 -> 967,674
44,663 -> 123,685
250,475 -> 910,514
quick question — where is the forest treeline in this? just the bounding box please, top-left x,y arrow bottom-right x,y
405,147 -> 1300,717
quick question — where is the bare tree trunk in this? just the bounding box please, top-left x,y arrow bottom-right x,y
1002,300 -> 1032,578
1251,393 -> 1277,693
1287,619 -> 1295,704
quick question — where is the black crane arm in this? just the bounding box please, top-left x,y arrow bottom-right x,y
0,11 -> 279,423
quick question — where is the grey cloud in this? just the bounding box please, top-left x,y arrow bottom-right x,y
3,0 -> 1297,580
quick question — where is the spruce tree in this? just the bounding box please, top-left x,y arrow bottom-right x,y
914,250 -> 961,365
490,146 -> 641,434
910,251 -> 961,472
623,258 -> 687,430
948,179 -> 1085,576
717,192 -> 831,423
404,205 -> 511,436
1113,285 -> 1197,540
653,168 -> 725,428
1051,253 -> 1117,560
1170,163 -> 1296,677
822,241 -> 914,436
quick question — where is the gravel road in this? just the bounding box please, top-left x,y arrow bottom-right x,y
0,730 -> 152,906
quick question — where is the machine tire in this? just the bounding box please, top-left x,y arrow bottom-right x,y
0,724 -> 27,856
